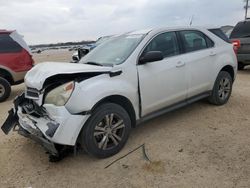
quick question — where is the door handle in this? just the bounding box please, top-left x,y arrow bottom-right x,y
210,51 -> 217,56
176,61 -> 185,68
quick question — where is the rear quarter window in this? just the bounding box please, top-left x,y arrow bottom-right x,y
0,34 -> 22,53
230,21 -> 250,38
209,29 -> 230,43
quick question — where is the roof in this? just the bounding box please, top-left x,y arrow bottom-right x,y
128,29 -> 153,35
128,26 -> 214,36
0,29 -> 13,34
237,19 -> 250,23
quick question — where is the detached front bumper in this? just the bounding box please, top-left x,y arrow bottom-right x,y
1,94 -> 90,156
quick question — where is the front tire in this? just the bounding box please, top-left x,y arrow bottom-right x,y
0,78 -> 11,102
208,71 -> 232,105
81,103 -> 131,158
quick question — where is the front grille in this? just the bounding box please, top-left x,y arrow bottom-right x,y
25,87 -> 40,99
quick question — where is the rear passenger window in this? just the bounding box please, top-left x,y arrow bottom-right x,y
0,34 -> 22,53
143,32 -> 180,58
179,30 -> 213,53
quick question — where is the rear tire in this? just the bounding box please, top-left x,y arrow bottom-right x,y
208,71 -> 232,106
238,62 -> 245,70
80,103 -> 131,158
0,77 -> 11,102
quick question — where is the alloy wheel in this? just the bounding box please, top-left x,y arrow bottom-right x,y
94,113 -> 125,150
218,77 -> 231,100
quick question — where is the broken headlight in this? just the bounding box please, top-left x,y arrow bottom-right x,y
44,81 -> 75,106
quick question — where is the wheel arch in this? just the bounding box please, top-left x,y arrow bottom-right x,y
91,95 -> 137,128
219,65 -> 235,81
0,68 -> 14,84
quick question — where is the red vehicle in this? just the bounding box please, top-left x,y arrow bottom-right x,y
0,30 -> 34,102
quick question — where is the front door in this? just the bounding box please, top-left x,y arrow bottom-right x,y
137,31 -> 188,117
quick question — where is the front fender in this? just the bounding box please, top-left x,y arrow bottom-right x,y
65,73 -> 139,116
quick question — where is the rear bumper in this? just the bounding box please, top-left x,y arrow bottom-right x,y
237,54 -> 250,64
1,94 -> 90,155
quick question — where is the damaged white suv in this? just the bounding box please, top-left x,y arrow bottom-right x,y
2,27 -> 237,159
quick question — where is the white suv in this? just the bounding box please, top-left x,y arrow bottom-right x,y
2,27 -> 237,159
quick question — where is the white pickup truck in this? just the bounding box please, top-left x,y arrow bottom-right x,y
1,27 -> 237,160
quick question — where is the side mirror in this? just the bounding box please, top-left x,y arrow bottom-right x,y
139,51 -> 164,64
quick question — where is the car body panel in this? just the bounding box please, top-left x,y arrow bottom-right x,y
17,104 -> 90,146
137,54 -> 187,116
184,49 -> 214,98
237,54 -> 250,63
66,63 -> 140,118
24,62 -> 112,90
237,38 -> 250,54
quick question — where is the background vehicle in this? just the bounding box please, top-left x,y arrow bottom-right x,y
71,36 -> 112,63
0,30 -> 33,101
2,27 -> 237,160
230,19 -> 250,70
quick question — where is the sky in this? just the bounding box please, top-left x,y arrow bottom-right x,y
0,0 -> 247,45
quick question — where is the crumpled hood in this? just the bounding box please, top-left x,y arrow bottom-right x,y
25,62 -> 112,90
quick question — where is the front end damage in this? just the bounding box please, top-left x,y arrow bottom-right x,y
1,91 -> 90,160
2,94 -> 58,155
1,62 -> 119,160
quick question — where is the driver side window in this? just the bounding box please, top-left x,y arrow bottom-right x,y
143,32 -> 180,58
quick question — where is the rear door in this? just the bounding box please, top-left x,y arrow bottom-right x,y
178,30 -> 216,98
137,31 -> 188,116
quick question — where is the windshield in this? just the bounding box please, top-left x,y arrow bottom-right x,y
230,21 -> 250,38
95,36 -> 112,46
80,34 -> 145,66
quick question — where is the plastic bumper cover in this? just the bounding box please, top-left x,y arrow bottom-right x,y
1,94 -> 90,154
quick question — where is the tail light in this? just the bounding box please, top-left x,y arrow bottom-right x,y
231,40 -> 241,54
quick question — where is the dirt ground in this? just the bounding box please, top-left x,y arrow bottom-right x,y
0,50 -> 250,188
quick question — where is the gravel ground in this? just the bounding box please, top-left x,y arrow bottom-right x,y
0,51 -> 250,188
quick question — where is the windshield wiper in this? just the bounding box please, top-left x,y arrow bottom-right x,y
85,62 -> 103,66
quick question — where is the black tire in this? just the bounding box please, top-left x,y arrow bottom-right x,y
0,77 -> 11,102
238,62 -> 245,70
80,103 -> 131,158
208,71 -> 232,106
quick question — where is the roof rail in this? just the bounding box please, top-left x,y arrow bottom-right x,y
0,29 -> 13,34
